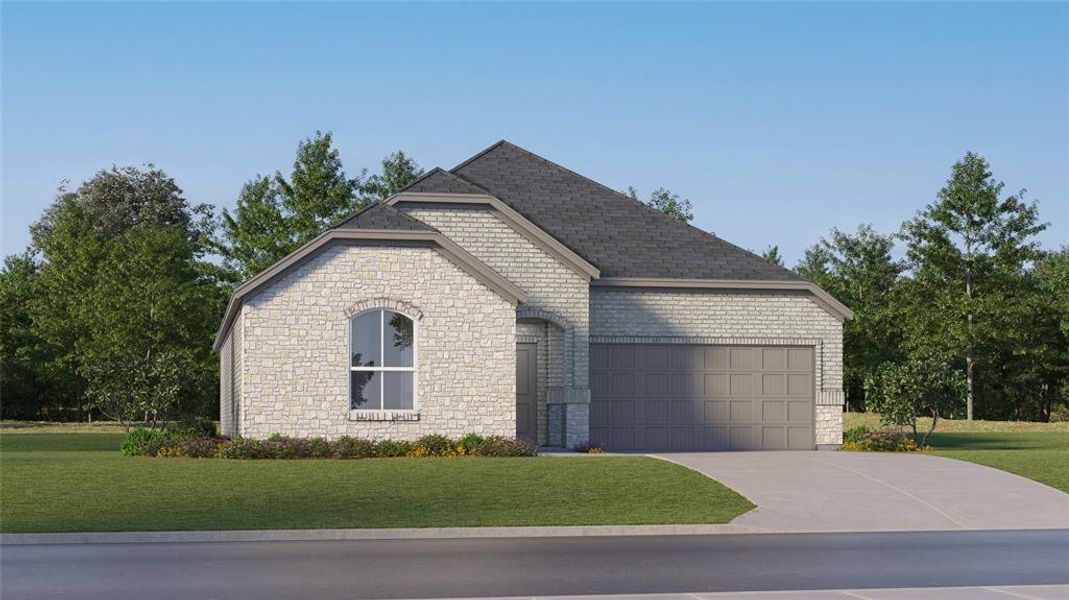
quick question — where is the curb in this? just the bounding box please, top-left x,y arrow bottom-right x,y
0,524 -> 766,545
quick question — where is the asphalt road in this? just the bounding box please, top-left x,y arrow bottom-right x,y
3,530 -> 1068,599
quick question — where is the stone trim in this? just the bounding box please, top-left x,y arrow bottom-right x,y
817,390 -> 846,406
591,336 -> 823,346
518,307 -> 571,330
348,410 -> 421,422
344,298 -> 424,321
517,335 -> 539,344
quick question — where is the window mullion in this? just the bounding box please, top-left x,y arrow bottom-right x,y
379,310 -> 385,410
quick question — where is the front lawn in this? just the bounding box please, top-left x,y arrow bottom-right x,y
844,412 -> 1069,493
0,432 -> 754,533
929,432 -> 1069,494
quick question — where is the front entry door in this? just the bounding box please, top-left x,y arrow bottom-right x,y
516,343 -> 538,444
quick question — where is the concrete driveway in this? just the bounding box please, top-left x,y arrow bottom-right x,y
655,451 -> 1069,532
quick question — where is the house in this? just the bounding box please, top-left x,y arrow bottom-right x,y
214,141 -> 852,451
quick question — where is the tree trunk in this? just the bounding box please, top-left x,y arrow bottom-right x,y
964,258 -> 975,421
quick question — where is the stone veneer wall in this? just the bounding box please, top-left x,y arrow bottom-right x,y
236,243 -> 516,440
400,205 -> 591,446
590,287 -> 845,447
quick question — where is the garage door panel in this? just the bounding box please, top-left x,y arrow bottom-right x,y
762,400 -> 787,422
788,374 -> 814,397
704,373 -> 729,397
762,373 -> 787,396
762,348 -> 788,370
704,400 -> 729,422
645,373 -> 669,396
590,344 -> 815,451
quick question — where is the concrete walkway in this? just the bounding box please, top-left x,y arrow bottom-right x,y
655,451 -> 1069,532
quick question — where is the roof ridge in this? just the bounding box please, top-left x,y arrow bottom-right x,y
395,166 -> 492,196
330,200 -> 438,233
454,140 -> 800,281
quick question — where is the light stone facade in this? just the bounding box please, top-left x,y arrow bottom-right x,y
590,287 -> 845,446
233,243 -> 516,440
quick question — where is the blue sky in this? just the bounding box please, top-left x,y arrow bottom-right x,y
3,2 -> 1066,264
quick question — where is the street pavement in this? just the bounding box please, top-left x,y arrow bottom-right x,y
3,530 -> 1068,599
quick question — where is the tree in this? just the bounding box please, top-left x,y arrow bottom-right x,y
900,152 -> 1047,419
31,165 -> 213,256
84,351 -> 186,430
12,166 -> 224,421
362,150 -> 424,202
865,356 -> 966,445
80,224 -> 224,420
215,133 -> 423,281
797,225 -> 904,410
761,245 -> 784,266
628,186 -> 694,223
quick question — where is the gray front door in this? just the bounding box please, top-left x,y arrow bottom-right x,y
590,344 -> 815,451
516,342 -> 538,444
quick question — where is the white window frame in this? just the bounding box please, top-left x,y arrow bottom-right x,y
348,309 -> 418,413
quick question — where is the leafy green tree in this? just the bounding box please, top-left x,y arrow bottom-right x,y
84,350 -> 187,430
761,245 -> 784,266
215,133 -> 423,281
628,186 -> 694,223
865,356 -> 966,445
31,165 -> 213,255
362,150 -> 424,202
900,152 -> 1047,419
81,224 -> 225,419
797,225 -> 904,409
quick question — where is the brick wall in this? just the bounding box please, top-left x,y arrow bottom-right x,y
401,204 -> 591,446
236,243 -> 516,440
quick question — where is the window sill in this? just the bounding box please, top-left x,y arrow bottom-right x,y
348,410 -> 420,422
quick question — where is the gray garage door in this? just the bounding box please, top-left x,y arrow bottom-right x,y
590,344 -> 815,451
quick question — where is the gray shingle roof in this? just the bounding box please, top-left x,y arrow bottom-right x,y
400,167 -> 490,196
444,141 -> 802,281
335,202 -> 437,232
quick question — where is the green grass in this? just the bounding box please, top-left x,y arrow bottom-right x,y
0,432 -> 754,533
928,432 -> 1069,494
844,413 -> 1069,493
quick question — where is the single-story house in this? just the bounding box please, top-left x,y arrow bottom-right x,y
214,141 -> 852,451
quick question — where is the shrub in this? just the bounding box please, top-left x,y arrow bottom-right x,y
473,436 -> 538,457
411,434 -> 457,458
158,437 -> 221,458
120,426 -> 173,457
573,442 -> 604,454
843,425 -> 870,445
305,437 -> 333,459
456,433 -> 486,456
218,437 -> 267,459
333,436 -> 375,459
374,439 -> 413,458
841,428 -> 923,452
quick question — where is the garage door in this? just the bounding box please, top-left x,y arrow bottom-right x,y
590,344 -> 815,451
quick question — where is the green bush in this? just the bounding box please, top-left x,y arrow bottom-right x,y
412,434 -> 456,457
841,428 -> 923,452
124,432 -> 537,459
120,427 -> 173,457
456,433 -> 486,455
333,436 -> 375,459
473,436 -> 537,457
843,425 -> 871,445
374,439 -> 412,458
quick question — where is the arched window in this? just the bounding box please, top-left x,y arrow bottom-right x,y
349,309 -> 415,410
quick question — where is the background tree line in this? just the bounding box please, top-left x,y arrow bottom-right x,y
2,143 -> 1065,423
1,132 -> 422,421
